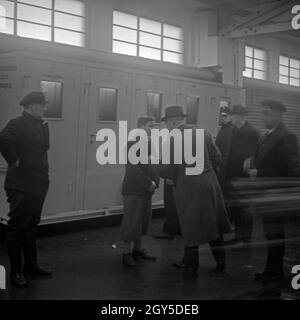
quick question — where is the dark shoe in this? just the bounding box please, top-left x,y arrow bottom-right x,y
224,238 -> 243,246
24,265 -> 53,276
173,261 -> 186,268
215,262 -> 226,273
132,249 -> 157,261
122,253 -> 136,267
254,272 -> 284,283
153,232 -> 174,240
10,273 -> 28,288
173,261 -> 198,276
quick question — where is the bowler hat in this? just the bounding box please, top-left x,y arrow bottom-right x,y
261,99 -> 286,112
228,104 -> 248,115
161,106 -> 186,121
20,91 -> 48,106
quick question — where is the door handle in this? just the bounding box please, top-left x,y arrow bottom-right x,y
89,134 -> 97,144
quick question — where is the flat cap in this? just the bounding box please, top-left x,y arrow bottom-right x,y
19,91 -> 48,106
261,99 -> 286,112
228,104 -> 248,115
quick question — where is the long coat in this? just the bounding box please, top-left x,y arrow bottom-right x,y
121,139 -> 160,196
226,121 -> 259,180
255,122 -> 299,177
160,125 -> 231,246
0,111 -> 50,197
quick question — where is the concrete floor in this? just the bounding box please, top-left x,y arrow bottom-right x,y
0,217 -> 299,300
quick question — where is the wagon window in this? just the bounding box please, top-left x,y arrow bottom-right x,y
146,92 -> 162,123
186,96 -> 199,124
98,87 -> 118,121
40,80 -> 63,118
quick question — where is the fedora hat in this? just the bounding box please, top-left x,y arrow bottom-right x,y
228,104 -> 248,115
261,99 -> 286,112
161,105 -> 186,121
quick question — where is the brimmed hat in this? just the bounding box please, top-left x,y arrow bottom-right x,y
228,104 -> 248,115
261,99 -> 286,112
161,105 -> 186,121
20,91 -> 48,106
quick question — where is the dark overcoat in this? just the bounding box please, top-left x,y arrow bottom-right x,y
255,122 -> 299,177
121,140 -> 159,196
0,111 -> 49,197
226,121 -> 259,180
160,125 -> 231,246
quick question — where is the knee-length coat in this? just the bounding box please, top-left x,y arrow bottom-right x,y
160,125 -> 231,246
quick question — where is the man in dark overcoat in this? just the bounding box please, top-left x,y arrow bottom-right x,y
246,100 -> 299,282
0,91 -> 52,288
224,105 -> 260,244
159,106 -> 231,275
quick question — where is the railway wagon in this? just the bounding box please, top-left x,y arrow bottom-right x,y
0,50 -> 245,225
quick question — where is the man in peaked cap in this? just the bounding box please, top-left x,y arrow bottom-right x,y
0,91 -> 52,288
159,106 -> 231,276
245,99 -> 299,282
223,104 -> 260,245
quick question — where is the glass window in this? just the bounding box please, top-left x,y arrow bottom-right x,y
17,21 -> 51,41
54,28 -> 84,46
146,92 -> 162,123
243,45 -> 267,80
0,1 -> 85,46
55,12 -> 84,32
17,3 -> 52,25
98,88 -> 118,121
186,96 -> 199,125
40,80 -> 63,118
112,10 -> 183,64
279,55 -> 300,87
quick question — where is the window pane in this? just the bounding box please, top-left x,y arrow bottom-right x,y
139,31 -> 161,48
0,17 -> 13,34
290,78 -> 300,87
163,51 -> 182,64
279,75 -> 289,84
40,80 -> 63,118
139,46 -> 161,60
113,10 -> 137,29
279,65 -> 289,76
55,28 -> 84,46
253,70 -> 266,80
245,57 -> 253,68
163,37 -> 183,53
279,55 -> 289,66
245,46 -> 253,57
55,12 -> 84,32
18,4 -> 51,25
140,17 -> 161,35
290,58 -> 300,69
290,68 -> 299,78
0,0 -> 14,18
254,59 -> 266,71
254,48 -> 266,60
20,0 -> 52,8
186,96 -> 199,125
55,0 -> 84,16
113,40 -> 137,56
17,21 -> 51,40
243,68 -> 252,78
113,25 -> 137,43
98,88 -> 118,121
146,92 -> 162,123
163,24 -> 182,39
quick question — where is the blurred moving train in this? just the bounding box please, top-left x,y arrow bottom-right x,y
0,48 -> 245,225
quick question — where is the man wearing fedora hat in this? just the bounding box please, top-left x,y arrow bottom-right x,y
223,104 -> 259,245
159,106 -> 231,275
0,91 -> 52,288
245,100 -> 299,282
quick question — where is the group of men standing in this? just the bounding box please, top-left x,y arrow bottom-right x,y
0,90 -> 299,289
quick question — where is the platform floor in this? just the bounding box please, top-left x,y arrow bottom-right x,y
0,217 -> 299,300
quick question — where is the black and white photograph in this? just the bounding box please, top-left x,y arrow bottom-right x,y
0,0 -> 300,307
